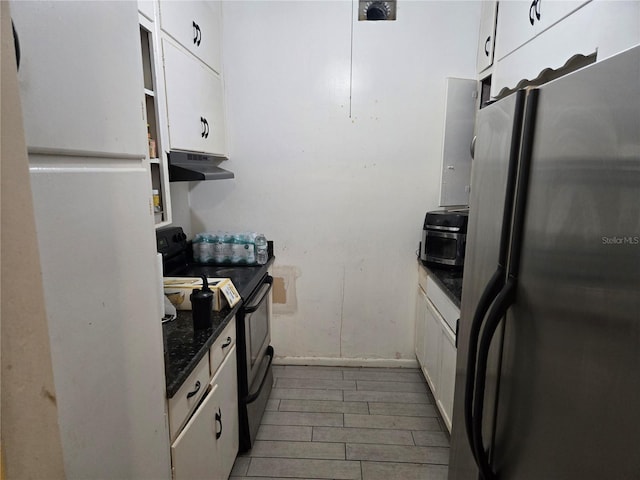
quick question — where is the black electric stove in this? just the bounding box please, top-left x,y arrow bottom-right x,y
157,226 -> 276,453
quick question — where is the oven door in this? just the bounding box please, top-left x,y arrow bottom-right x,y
243,275 -> 273,388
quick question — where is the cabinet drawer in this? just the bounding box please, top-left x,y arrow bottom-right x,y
426,275 -> 459,333
210,318 -> 236,377
168,353 -> 210,442
158,0 -> 222,74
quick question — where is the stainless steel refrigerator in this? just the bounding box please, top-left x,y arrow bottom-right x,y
449,45 -> 640,480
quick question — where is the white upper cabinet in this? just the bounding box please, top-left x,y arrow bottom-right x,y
162,39 -> 227,155
476,1 -> 498,73
158,0 -> 222,74
10,1 -> 146,157
491,0 -> 640,97
494,0 -> 590,61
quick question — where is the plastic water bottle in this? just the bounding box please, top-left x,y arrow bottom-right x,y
200,234 -> 215,264
192,234 -> 202,263
213,234 -> 226,264
255,234 -> 268,265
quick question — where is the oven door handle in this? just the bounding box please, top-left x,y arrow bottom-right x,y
245,345 -> 274,404
243,276 -> 273,313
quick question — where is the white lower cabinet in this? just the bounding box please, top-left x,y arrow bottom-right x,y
172,346 -> 238,480
415,266 -> 459,433
169,318 -> 238,480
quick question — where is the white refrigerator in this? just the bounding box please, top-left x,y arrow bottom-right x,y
10,1 -> 171,477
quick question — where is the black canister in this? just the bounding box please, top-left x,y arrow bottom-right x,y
191,275 -> 213,330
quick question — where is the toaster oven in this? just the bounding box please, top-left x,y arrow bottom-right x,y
420,210 -> 468,268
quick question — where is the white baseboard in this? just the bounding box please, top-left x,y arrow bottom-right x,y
272,356 -> 419,369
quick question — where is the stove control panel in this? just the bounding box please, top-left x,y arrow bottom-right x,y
157,226 -> 188,258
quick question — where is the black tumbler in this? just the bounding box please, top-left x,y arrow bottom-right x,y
191,275 -> 213,330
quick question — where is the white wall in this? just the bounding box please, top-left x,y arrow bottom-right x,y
186,0 -> 480,363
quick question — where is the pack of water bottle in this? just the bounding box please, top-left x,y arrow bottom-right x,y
192,232 -> 268,265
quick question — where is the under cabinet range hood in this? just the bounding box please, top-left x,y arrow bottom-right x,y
167,150 -> 234,182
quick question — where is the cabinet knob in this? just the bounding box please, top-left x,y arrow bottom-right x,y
484,36 -> 491,57
12,20 -> 21,70
192,21 -> 202,46
222,336 -> 232,349
215,408 -> 222,439
529,0 -> 541,25
186,380 -> 201,399
202,118 -> 209,139
201,117 -> 210,138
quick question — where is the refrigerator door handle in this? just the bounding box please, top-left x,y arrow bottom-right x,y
472,277 -> 518,480
462,89 -> 528,477
464,266 -> 505,463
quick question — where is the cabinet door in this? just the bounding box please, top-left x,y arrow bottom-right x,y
415,286 -> 428,370
533,0 -> 590,34
476,0 -> 497,73
212,345 -> 239,479
439,78 -> 476,208
171,384 -> 223,480
159,0 -> 222,74
10,1 -> 146,157
495,0 -> 589,61
494,0 -> 538,61
163,39 -> 227,156
423,300 -> 442,396
491,2 -> 640,98
437,321 -> 457,433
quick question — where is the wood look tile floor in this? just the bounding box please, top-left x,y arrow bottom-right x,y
230,365 -> 450,480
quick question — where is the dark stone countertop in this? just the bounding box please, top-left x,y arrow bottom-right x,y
162,255 -> 275,398
163,305 -> 241,398
422,262 -> 463,308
